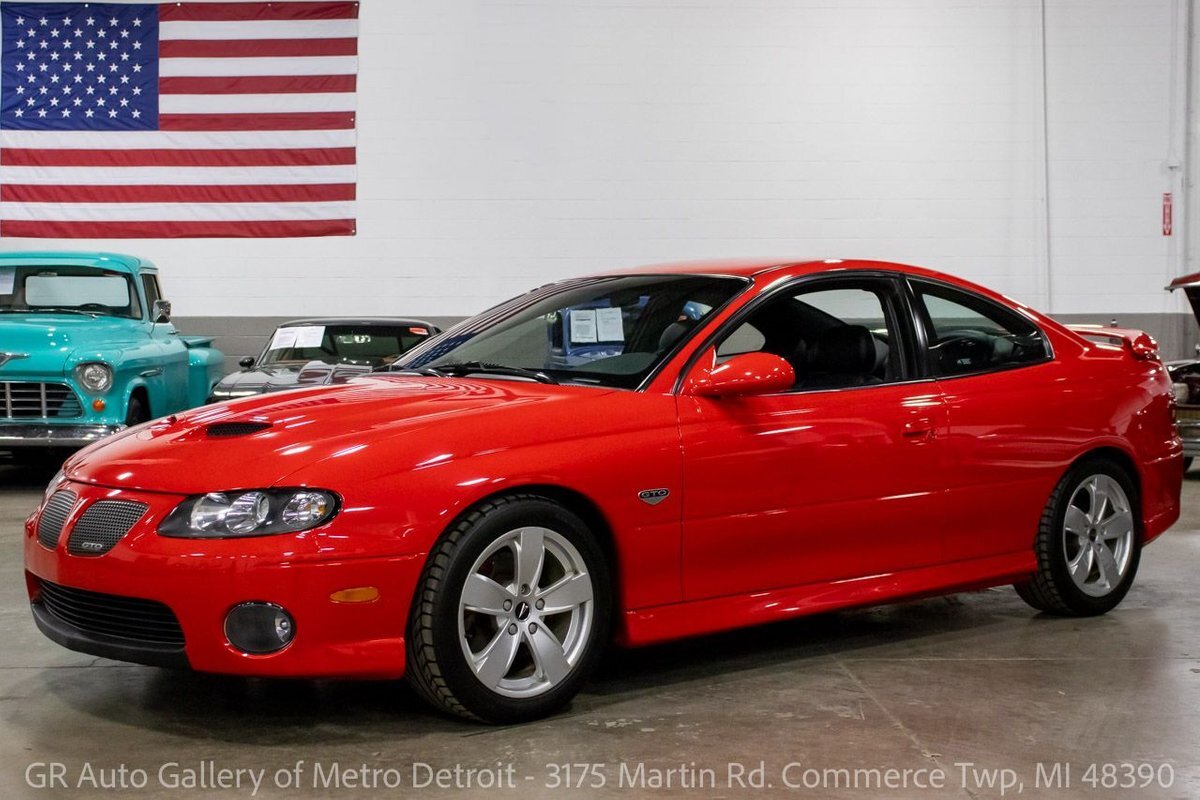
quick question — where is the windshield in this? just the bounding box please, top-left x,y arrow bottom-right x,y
395,275 -> 746,388
259,324 -> 432,368
0,264 -> 141,319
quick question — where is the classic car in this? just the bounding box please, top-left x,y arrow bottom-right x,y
0,252 -> 223,453
209,318 -> 439,402
1164,272 -> 1200,470
25,259 -> 1181,724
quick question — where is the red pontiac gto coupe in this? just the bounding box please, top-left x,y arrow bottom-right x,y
24,259 -> 1182,723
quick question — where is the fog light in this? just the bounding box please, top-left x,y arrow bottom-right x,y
224,602 -> 295,655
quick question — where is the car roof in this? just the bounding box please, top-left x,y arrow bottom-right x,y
592,257 -> 953,281
279,317 -> 438,328
0,250 -> 151,272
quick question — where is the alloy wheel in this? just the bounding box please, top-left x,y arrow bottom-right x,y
1062,474 -> 1135,598
457,526 -> 594,699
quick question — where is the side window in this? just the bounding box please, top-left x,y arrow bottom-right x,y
914,280 -> 1050,378
142,275 -> 162,309
713,279 -> 906,391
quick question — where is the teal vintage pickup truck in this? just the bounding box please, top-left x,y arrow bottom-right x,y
0,252 -> 224,451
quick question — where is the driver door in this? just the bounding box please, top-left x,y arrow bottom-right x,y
143,273 -> 189,412
677,275 -> 951,600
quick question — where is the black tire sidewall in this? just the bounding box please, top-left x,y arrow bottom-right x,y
425,498 -> 612,723
1046,459 -> 1142,615
125,395 -> 149,426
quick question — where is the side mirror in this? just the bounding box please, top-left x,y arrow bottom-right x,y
684,351 -> 795,398
152,299 -> 172,323
238,356 -> 255,370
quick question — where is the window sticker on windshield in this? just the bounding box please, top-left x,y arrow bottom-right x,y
293,325 -> 325,349
0,268 -> 13,295
569,309 -> 598,343
595,307 -> 624,342
269,327 -> 299,350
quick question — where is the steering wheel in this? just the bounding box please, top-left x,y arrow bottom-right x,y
932,330 -> 993,372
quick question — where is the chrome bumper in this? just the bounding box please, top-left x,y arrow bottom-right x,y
0,424 -> 124,447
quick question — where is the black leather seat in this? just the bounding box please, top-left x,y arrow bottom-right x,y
796,325 -> 885,390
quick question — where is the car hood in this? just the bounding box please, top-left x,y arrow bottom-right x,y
0,315 -> 141,375
214,361 -> 372,394
66,376 -> 621,494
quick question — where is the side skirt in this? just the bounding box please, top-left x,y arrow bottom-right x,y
618,551 -> 1036,647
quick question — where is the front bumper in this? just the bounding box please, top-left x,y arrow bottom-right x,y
0,423 -> 124,447
24,480 -> 425,679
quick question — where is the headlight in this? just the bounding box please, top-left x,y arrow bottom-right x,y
1173,382 -> 1190,404
158,489 -> 339,538
75,362 -> 113,394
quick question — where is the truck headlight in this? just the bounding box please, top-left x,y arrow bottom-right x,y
1172,382 -> 1190,404
158,489 -> 339,538
75,362 -> 113,394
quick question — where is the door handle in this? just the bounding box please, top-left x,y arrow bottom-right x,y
902,418 -> 936,440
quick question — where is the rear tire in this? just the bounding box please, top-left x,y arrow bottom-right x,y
1014,458 -> 1141,616
406,494 -> 611,723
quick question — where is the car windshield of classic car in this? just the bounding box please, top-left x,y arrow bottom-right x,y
397,274 -> 745,388
259,324 -> 431,369
0,265 -> 140,319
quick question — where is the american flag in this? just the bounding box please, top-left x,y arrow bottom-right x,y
0,1 -> 357,238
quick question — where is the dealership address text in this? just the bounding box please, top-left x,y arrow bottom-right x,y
25,759 -> 1177,795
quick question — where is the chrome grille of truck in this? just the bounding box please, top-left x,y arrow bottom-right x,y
1,381 -> 83,419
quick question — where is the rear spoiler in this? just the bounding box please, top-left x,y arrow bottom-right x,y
1066,325 -> 1159,361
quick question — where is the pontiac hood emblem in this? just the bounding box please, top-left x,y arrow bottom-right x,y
0,353 -> 29,368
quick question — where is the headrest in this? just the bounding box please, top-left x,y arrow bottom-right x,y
659,319 -> 695,350
811,325 -> 879,375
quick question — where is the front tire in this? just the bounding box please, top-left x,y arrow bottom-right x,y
407,494 -> 611,723
125,394 -> 149,426
1014,458 -> 1141,616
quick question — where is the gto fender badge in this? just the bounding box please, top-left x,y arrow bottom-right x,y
638,488 -> 670,506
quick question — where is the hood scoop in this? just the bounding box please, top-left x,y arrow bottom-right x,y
206,421 -> 272,438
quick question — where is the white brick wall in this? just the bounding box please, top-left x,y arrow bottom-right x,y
0,0 -> 1188,319
1045,0 -> 1185,315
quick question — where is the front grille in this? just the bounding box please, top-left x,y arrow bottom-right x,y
37,490 -> 77,549
36,580 -> 185,646
66,500 -> 149,556
206,421 -> 271,437
1,381 -> 83,419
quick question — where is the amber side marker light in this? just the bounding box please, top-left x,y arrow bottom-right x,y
91,399 -> 106,412
330,587 -> 380,604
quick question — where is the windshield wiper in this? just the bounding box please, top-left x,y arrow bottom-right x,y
434,361 -> 559,385
380,365 -> 447,376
